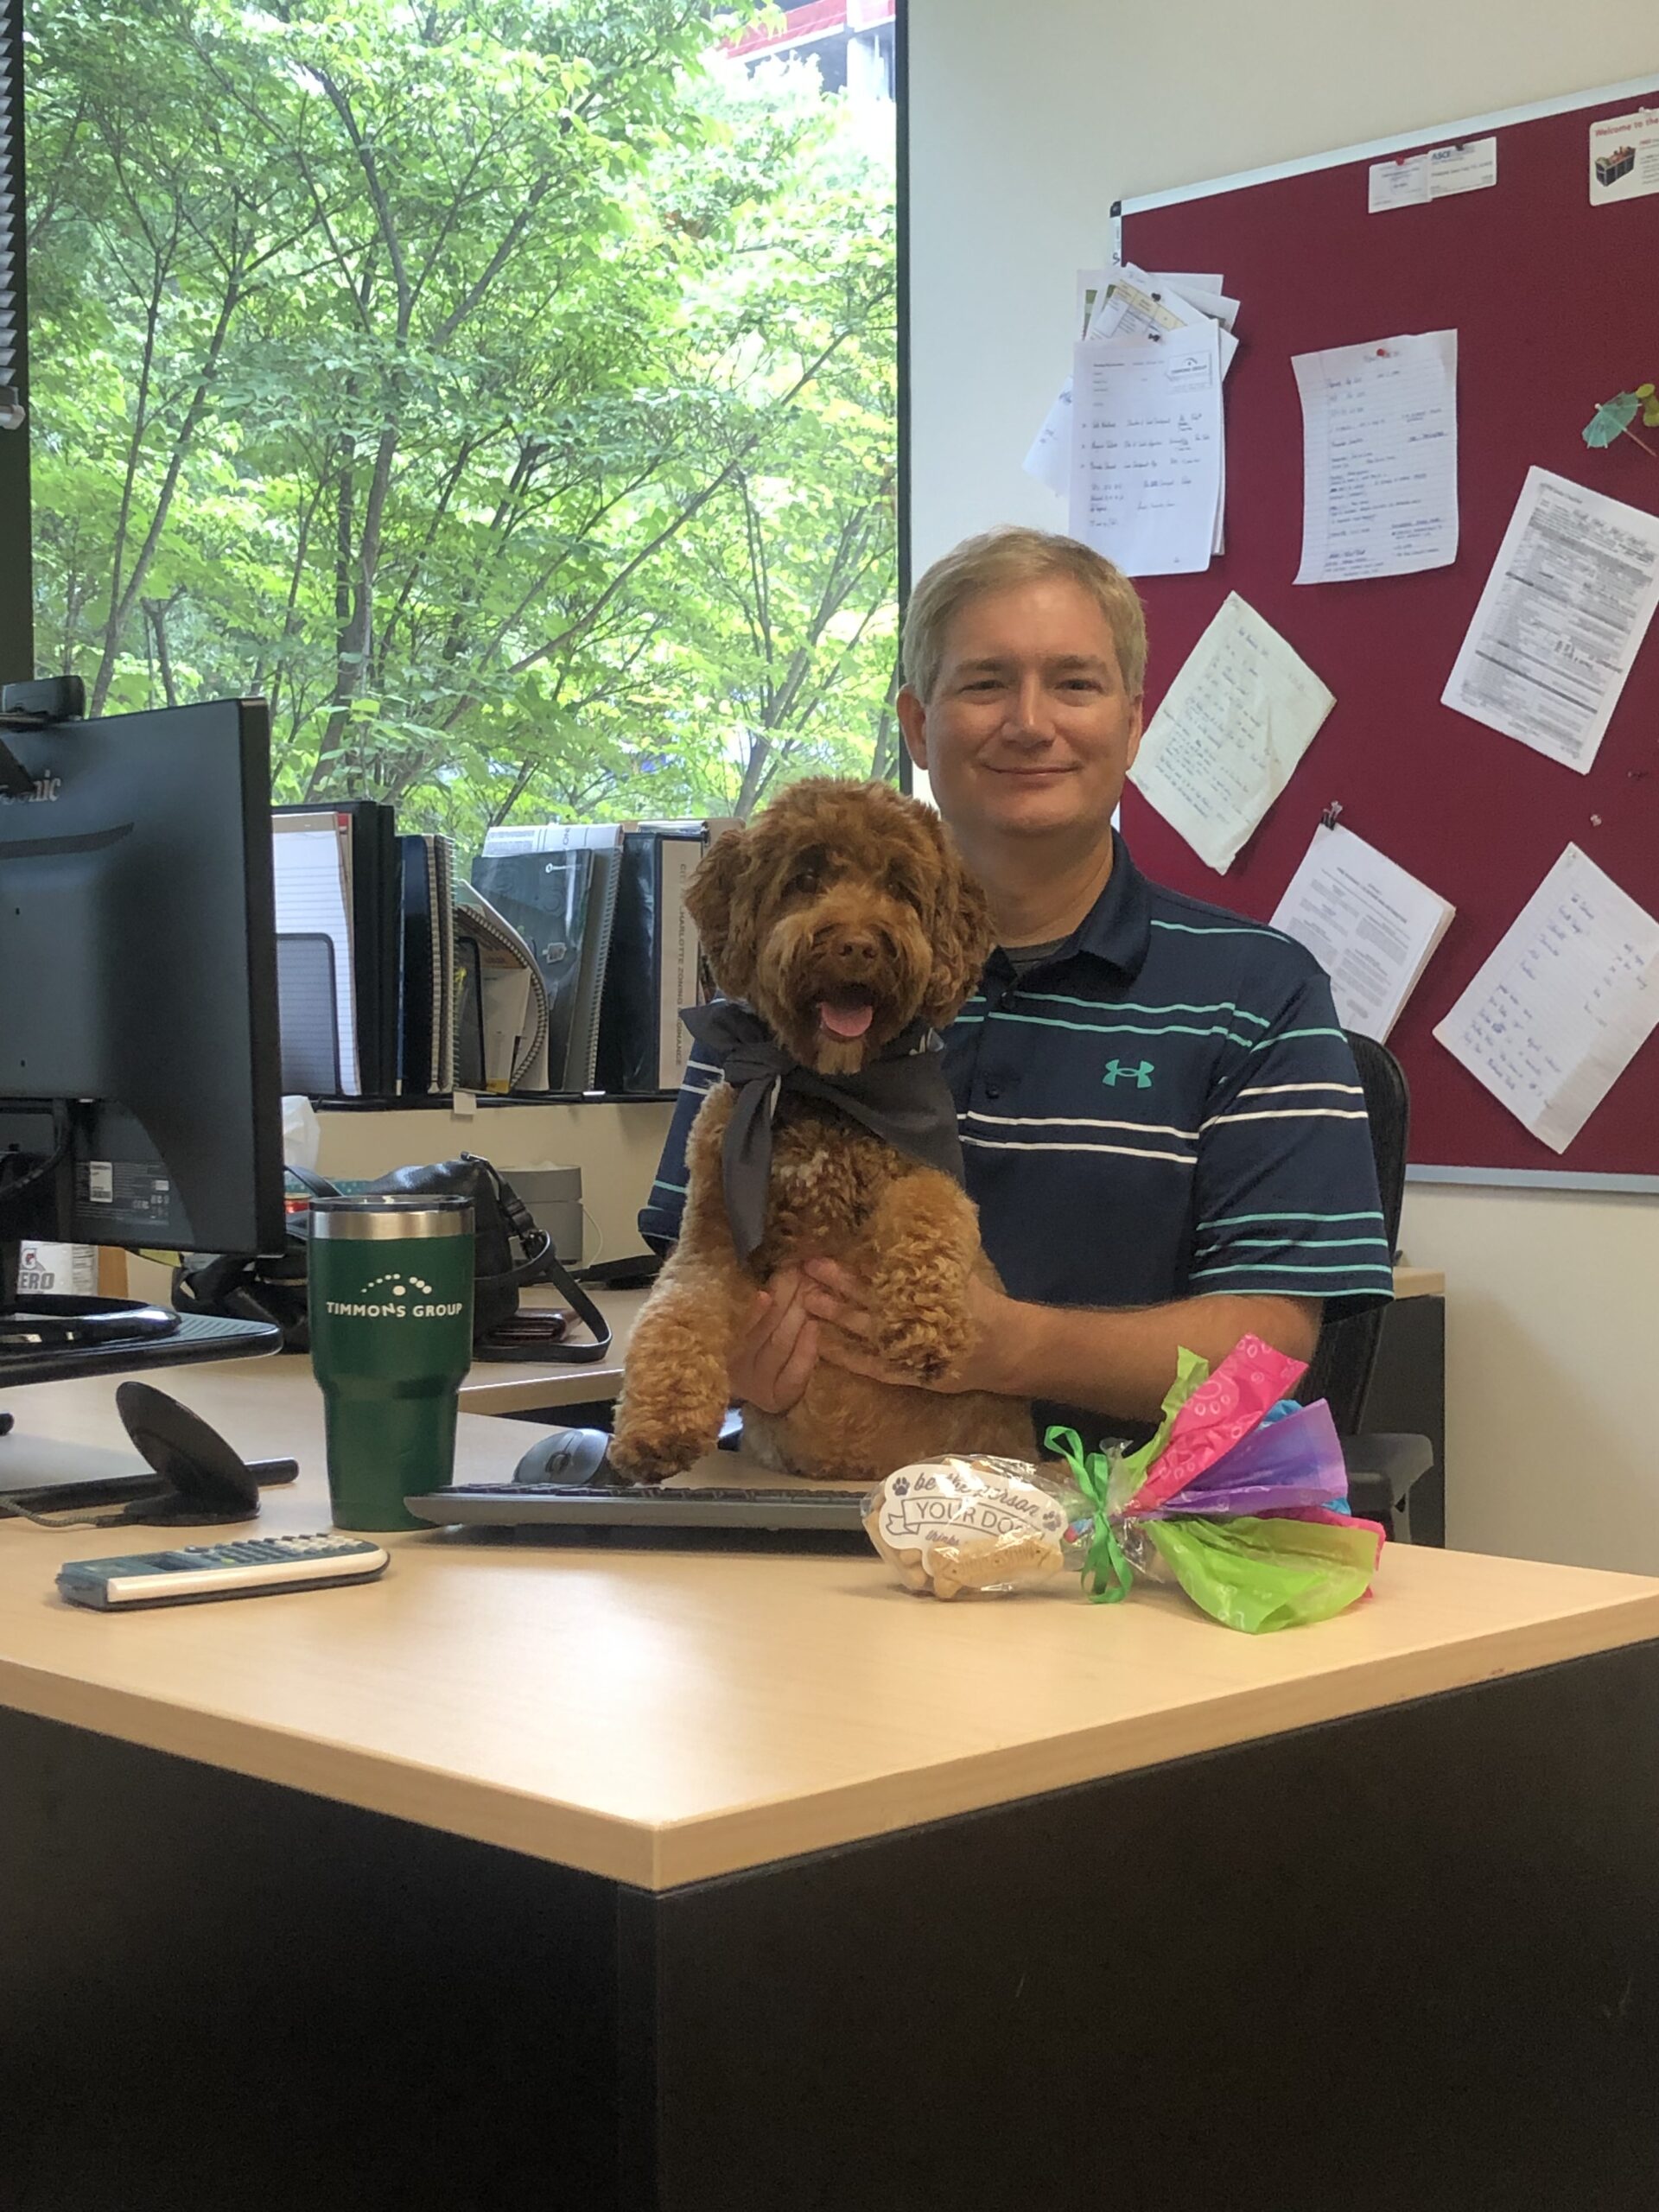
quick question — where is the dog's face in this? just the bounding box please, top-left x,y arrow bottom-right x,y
685,779 -> 994,1074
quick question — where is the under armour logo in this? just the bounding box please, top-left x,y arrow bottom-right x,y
1103,1058 -> 1154,1089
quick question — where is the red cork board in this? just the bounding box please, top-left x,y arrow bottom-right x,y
1118,77 -> 1659,1182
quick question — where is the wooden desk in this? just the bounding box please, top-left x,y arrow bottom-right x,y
3,1363 -> 1657,2209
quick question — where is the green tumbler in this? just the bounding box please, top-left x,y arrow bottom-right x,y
306,1194 -> 475,1531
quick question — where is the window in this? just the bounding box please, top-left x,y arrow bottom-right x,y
0,0 -> 29,679
11,0 -> 900,833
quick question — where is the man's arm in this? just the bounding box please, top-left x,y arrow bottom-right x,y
969,1283 -> 1319,1424
804,1262 -> 1319,1427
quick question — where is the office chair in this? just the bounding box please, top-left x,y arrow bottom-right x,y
1296,1032 -> 1438,1541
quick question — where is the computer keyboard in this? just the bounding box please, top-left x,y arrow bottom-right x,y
406,1483 -> 869,1533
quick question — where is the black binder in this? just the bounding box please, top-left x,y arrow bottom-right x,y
397,832 -> 456,1094
594,826 -> 711,1093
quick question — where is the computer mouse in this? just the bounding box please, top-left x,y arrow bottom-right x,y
512,1427 -> 614,1486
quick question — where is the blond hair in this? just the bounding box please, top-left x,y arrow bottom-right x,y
901,527 -> 1147,703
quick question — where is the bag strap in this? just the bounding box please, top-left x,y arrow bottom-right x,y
465,1156 -> 612,1363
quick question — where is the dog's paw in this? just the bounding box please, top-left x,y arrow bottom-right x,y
865,1269 -> 974,1384
609,1382 -> 726,1484
607,1421 -> 709,1486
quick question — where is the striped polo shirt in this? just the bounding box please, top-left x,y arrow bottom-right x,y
639,831 -> 1391,1348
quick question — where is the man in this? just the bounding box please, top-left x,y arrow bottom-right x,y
639,526 -> 1389,1440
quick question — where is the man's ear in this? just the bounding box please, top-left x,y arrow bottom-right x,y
918,813 -> 993,1030
1123,696 -> 1144,776
685,827 -> 757,1000
897,685 -> 929,775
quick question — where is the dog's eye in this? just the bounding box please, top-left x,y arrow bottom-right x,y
785,868 -> 820,897
886,870 -> 925,912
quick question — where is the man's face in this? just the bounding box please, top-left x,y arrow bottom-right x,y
898,575 -> 1142,844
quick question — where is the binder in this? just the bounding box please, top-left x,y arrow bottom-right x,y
272,812 -> 360,1095
471,846 -> 596,1091
397,832 -> 458,1094
594,819 -> 737,1092
276,934 -> 343,1096
567,827 -> 623,1090
273,799 -> 400,1097
454,882 -> 550,1090
477,823 -> 628,1091
476,817 -> 736,1093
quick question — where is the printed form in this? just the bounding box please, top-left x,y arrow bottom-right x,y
1129,593 -> 1336,871
1433,843 -> 1659,1153
1293,331 -> 1459,583
1442,467 -> 1659,774
1270,823 -> 1455,1040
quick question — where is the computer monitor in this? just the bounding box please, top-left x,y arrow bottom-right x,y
0,690 -> 286,1383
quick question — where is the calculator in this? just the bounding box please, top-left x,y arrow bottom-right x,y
55,1532 -> 390,1611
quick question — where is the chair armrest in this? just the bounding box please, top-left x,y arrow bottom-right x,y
1341,1432 -> 1437,1530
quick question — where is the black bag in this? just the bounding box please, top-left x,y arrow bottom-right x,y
174,1154 -> 612,1363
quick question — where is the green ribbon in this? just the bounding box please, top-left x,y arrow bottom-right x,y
1044,1425 -> 1134,1604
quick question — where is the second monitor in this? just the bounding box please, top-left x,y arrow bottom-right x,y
0,690 -> 286,1368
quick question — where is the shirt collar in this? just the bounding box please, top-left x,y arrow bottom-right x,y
989,829 -> 1152,983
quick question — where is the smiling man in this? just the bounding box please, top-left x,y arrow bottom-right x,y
639,526 -> 1390,1443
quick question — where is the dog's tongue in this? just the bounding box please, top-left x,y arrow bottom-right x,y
819,995 -> 874,1040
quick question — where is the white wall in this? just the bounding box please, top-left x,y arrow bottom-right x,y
909,0 -> 1659,1568
307,1101 -> 672,1270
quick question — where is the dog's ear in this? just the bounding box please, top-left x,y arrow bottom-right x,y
918,813 -> 994,1030
685,826 -> 758,1000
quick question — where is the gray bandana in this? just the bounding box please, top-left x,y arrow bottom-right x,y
680,999 -> 965,1262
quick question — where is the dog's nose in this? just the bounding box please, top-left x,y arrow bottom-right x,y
832,931 -> 878,967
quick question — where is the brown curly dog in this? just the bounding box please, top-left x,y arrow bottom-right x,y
609,777 -> 1036,1484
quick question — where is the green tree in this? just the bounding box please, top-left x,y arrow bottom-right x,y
24,0 -> 897,834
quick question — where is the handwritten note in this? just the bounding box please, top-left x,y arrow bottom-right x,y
1128,594 -> 1336,871
1067,327 -> 1222,578
1270,823 -> 1455,1040
1442,467 -> 1659,774
1433,844 -> 1659,1153
1293,331 -> 1459,583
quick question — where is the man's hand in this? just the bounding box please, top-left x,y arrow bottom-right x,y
802,1259 -> 1014,1395
728,1267 -> 822,1414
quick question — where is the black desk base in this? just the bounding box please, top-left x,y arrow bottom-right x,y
6,1639 -> 1659,2210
